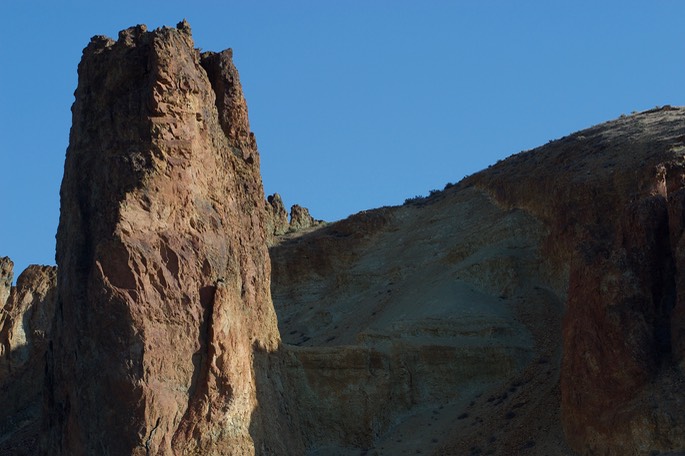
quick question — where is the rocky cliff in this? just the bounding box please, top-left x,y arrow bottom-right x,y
469,107 -> 685,454
268,107 -> 685,455
44,21 -> 299,455
1,20 -> 684,456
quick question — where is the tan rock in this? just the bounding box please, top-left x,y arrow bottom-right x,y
0,257 -> 12,309
270,108 -> 685,455
266,193 -> 289,238
270,187 -> 565,454
289,204 -> 320,232
45,21 -> 300,455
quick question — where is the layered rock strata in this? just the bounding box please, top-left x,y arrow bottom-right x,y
270,188 -> 565,454
269,107 -> 685,455
468,106 -> 685,454
45,21 -> 298,455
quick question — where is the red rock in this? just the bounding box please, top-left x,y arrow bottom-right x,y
470,108 -> 685,454
44,21 -> 297,455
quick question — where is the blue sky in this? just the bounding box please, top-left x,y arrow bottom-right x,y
1,1 -> 684,278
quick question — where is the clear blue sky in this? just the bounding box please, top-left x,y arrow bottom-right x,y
1,1 -> 684,279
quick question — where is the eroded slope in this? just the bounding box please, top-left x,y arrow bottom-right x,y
270,106 -> 685,455
271,186 -> 571,455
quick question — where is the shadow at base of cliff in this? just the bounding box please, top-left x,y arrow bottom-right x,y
250,343 -> 307,455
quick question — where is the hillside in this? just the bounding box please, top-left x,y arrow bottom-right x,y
269,106 -> 685,455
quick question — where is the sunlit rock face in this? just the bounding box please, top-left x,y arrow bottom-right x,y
44,21 -> 299,455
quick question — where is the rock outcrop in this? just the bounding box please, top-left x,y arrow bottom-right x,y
45,21 -> 299,455
0,257 -> 12,309
265,195 -> 324,241
0,264 -> 57,454
289,204 -> 321,232
468,107 -> 685,454
266,193 -> 289,238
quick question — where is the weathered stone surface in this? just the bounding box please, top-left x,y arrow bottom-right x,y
266,193 -> 289,238
45,21 -> 300,455
0,257 -> 12,309
289,204 -> 320,232
0,265 -> 57,454
270,188 -> 568,454
469,107 -> 685,455
269,108 -> 685,455
0,265 -> 57,380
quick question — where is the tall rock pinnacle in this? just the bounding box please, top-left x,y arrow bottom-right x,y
45,21 -> 283,455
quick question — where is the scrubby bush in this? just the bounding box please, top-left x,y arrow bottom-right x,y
404,195 -> 425,204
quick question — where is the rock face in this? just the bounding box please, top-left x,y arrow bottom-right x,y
269,108 -> 685,455
265,195 -> 323,242
0,264 -> 57,454
0,257 -> 12,308
468,107 -> 685,455
288,204 -> 320,232
45,21 -> 296,455
270,188 -> 569,455
265,193 -> 289,238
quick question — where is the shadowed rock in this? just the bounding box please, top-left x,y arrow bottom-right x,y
468,106 -> 685,454
0,264 -> 56,454
269,107 -> 685,455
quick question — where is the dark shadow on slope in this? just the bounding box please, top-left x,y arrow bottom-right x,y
249,343 -> 307,455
